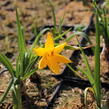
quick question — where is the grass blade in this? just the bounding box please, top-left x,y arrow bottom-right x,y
16,9 -> 26,54
48,0 -> 56,32
58,15 -> 65,34
24,56 -> 38,75
67,64 -> 86,79
54,29 -> 71,41
77,38 -> 94,86
0,53 -> 15,77
22,67 -> 38,80
94,12 -> 101,108
31,28 -> 50,49
0,79 -> 14,104
65,32 -> 91,43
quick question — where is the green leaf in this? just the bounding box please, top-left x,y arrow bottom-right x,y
0,53 -> 15,77
16,9 -> 26,54
31,28 -> 50,49
0,79 -> 14,104
48,0 -> 56,33
58,15 -> 65,34
16,9 -> 27,77
67,64 -> 86,79
23,56 -> 38,75
22,67 -> 38,80
65,32 -> 91,43
16,53 -> 25,77
54,29 -> 71,41
77,66 -> 87,75
77,38 -> 94,86
65,45 -> 79,50
93,11 -> 101,108
16,54 -> 21,77
102,8 -> 109,44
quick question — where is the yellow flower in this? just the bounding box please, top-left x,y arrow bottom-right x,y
33,32 -> 72,74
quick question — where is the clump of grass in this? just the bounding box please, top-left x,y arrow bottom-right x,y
0,9 -> 49,109
74,1 -> 109,108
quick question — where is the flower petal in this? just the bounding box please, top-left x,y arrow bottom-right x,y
54,54 -> 72,63
33,48 -> 46,56
47,56 -> 60,74
54,42 -> 67,53
45,32 -> 54,49
38,56 -> 47,69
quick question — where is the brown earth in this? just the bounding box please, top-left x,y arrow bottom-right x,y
0,0 -> 109,109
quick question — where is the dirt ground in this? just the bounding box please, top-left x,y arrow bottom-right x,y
0,0 -> 92,53
0,0 -> 109,109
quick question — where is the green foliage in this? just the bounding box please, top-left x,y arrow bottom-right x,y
0,79 -> 14,104
16,9 -> 26,54
48,0 -> 57,34
93,1 -> 109,45
0,1 -> 109,109
0,7 -> 72,108
75,4 -> 101,108
0,9 -> 42,108
94,10 -> 101,108
0,54 -> 15,77
77,38 -> 95,86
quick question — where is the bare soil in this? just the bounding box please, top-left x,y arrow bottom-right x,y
0,0 -> 109,109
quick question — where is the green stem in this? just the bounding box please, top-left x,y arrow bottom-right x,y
94,11 -> 101,108
12,82 -> 23,109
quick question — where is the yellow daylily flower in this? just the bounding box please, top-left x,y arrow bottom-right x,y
33,32 -> 72,74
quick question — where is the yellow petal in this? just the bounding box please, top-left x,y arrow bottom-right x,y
33,48 -> 46,56
38,56 -> 47,69
45,32 -> 54,49
53,54 -> 72,63
54,42 -> 67,53
47,56 -> 60,74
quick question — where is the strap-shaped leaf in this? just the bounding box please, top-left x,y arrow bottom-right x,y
22,67 -> 38,80
77,38 -> 94,86
16,53 -> 25,77
16,9 -> 26,55
94,11 -> 101,107
0,53 -> 15,77
23,56 -> 38,75
31,28 -> 50,49
0,79 -> 14,104
67,64 -> 86,80
54,29 -> 71,41
48,0 -> 56,33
